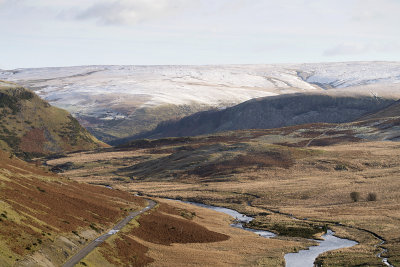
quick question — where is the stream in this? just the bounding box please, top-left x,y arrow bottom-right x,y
172,200 -> 359,267
183,201 -> 276,238
284,230 -> 357,267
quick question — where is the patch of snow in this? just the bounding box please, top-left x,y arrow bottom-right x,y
299,61 -> 400,88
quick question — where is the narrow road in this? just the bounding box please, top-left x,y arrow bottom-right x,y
62,199 -> 156,267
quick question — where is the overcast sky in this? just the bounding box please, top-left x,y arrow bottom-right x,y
1,0 -> 400,69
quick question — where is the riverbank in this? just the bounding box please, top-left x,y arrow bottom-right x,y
168,199 -> 358,267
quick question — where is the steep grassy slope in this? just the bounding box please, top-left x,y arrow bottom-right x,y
0,149 -> 145,266
115,92 -> 397,143
0,81 -> 105,158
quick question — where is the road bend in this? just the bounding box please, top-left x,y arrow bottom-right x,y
62,199 -> 157,267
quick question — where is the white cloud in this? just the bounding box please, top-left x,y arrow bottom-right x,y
74,0 -> 197,26
1,0 -> 400,68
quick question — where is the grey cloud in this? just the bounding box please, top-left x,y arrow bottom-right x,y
351,0 -> 400,23
323,43 -> 370,56
324,42 -> 400,56
0,0 -> 18,8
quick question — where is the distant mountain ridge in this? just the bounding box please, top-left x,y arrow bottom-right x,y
114,89 -> 399,143
1,61 -> 400,142
0,81 -> 105,158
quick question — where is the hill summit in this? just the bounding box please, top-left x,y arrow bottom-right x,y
0,81 -> 105,158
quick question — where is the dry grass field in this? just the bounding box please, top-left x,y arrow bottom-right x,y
47,124 -> 400,266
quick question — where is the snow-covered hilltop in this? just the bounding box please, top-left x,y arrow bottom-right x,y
1,62 -> 400,142
299,61 -> 400,88
0,64 -> 317,110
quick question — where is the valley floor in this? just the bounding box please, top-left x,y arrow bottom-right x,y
47,138 -> 400,266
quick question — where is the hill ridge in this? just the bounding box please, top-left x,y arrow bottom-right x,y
112,91 -> 398,144
0,81 -> 106,158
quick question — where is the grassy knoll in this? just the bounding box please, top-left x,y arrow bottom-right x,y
0,81 -> 105,159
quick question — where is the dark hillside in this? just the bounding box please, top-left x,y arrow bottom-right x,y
114,92 -> 396,143
360,99 -> 400,120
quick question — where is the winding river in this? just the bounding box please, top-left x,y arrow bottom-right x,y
174,200 -> 359,267
284,230 -> 357,267
183,201 -> 276,238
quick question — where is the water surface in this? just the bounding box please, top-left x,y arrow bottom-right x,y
284,230 -> 358,267
181,201 -> 276,238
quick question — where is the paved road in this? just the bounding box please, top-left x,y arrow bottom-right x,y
62,199 -> 156,267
